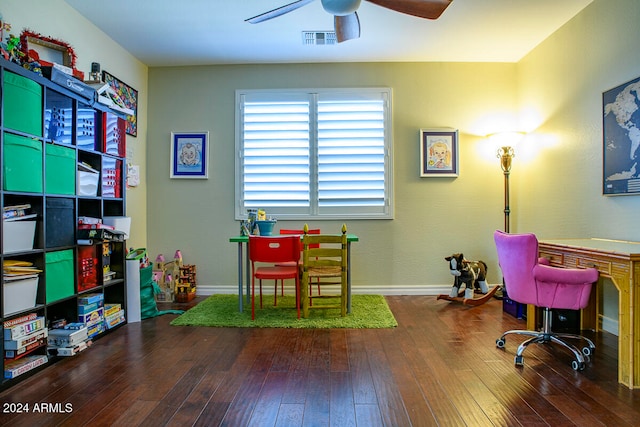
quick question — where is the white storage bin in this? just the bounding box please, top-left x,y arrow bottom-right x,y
77,170 -> 99,196
3,276 -> 39,316
103,216 -> 131,239
3,220 -> 36,253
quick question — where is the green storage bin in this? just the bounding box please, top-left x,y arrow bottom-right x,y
3,71 -> 43,136
45,249 -> 75,303
3,132 -> 43,192
45,143 -> 76,195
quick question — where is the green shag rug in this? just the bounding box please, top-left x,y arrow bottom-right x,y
170,294 -> 397,328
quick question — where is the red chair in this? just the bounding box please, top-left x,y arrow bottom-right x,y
278,228 -> 321,303
494,230 -> 599,371
249,235 -> 301,320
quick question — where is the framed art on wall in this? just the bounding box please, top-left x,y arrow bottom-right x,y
419,128 -> 459,177
102,70 -> 139,137
170,132 -> 209,179
603,75 -> 640,195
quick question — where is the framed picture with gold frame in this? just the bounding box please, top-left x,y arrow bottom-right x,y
419,128 -> 459,178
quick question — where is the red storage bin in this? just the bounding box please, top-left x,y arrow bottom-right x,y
78,245 -> 99,291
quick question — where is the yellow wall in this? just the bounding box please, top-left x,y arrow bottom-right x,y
2,0 -> 149,250
516,0 -> 640,241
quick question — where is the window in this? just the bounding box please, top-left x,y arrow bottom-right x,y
235,88 -> 393,220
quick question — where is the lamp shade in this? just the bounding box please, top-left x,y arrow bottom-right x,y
321,0 -> 362,15
488,131 -> 525,151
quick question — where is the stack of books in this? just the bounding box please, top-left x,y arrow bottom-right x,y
3,260 -> 42,281
4,313 -> 49,379
3,204 -> 35,221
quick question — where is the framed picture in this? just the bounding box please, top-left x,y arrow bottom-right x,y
419,128 -> 459,177
170,132 -> 209,179
102,71 -> 139,137
603,75 -> 640,195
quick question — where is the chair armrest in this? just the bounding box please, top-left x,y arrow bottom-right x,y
533,263 -> 599,285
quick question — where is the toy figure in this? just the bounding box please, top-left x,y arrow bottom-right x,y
445,253 -> 489,299
4,34 -> 24,63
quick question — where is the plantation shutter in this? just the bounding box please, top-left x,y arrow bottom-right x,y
240,93 -> 311,213
316,91 -> 388,215
236,89 -> 392,219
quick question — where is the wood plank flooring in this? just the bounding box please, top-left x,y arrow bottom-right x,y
1,295 -> 639,426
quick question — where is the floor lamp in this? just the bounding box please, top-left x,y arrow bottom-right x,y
490,132 -> 523,233
491,132 -> 523,302
497,145 -> 515,233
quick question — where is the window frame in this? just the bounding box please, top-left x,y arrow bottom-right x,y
235,87 -> 394,220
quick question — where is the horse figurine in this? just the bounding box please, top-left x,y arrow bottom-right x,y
437,253 -> 498,306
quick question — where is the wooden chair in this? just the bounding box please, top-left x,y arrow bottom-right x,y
249,235 -> 301,320
300,223 -> 348,318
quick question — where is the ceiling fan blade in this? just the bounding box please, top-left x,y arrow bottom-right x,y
246,0 -> 316,24
365,0 -> 452,20
335,12 -> 361,43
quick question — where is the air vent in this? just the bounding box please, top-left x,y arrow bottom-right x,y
302,31 -> 337,45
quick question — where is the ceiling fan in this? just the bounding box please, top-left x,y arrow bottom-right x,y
246,0 -> 453,43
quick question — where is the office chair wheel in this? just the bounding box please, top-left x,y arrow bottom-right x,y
581,346 -> 593,357
514,355 -> 524,366
571,360 -> 585,371
496,338 -> 506,348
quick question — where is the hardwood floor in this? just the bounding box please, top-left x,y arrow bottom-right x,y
1,295 -> 639,426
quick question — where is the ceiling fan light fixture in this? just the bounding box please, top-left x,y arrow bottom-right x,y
321,0 -> 362,16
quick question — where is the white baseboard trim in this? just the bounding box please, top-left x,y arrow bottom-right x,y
599,314 -> 619,336
196,284 -> 462,297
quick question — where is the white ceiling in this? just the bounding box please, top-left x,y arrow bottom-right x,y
64,0 -> 593,67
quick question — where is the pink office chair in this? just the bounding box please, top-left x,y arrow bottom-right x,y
493,230 -> 599,371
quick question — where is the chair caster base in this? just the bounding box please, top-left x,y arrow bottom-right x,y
572,360 -> 586,371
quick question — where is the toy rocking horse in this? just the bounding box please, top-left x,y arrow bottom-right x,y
437,253 -> 498,306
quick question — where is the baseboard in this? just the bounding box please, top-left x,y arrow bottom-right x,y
599,314 -> 619,336
196,284 -> 469,297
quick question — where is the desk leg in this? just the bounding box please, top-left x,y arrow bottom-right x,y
237,242 -> 243,312
347,242 -> 352,314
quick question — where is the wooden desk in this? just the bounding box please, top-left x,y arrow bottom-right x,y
537,238 -> 640,389
229,234 -> 359,313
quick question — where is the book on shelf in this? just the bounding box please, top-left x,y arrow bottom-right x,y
77,162 -> 100,174
4,338 -> 46,360
3,312 -> 37,329
4,355 -> 48,379
47,340 -> 90,357
3,204 -> 31,220
77,228 -> 125,242
78,216 -> 102,225
3,260 -> 43,277
4,213 -> 37,222
77,223 -> 115,230
3,316 -> 45,340
4,328 -> 49,350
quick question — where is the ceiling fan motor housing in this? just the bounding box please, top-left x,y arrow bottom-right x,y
321,0 -> 362,15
